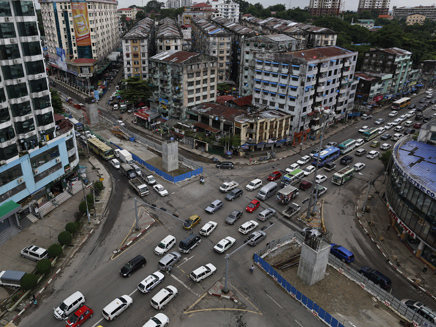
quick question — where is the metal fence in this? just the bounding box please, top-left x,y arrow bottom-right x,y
255,234 -> 436,327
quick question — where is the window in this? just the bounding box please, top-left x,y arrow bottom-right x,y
30,146 -> 60,168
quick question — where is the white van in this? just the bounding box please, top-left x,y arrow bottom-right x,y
257,182 -> 278,201
154,235 -> 176,256
150,286 -> 178,310
102,295 -> 133,321
246,179 -> 262,191
53,291 -> 85,320
21,245 -> 48,261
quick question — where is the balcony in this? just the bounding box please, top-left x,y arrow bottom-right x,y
247,128 -> 257,134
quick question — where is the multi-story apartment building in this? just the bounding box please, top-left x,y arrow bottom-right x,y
354,72 -> 392,107
191,18 -> 232,83
122,18 -> 156,80
393,5 -> 436,21
164,0 -> 192,9
361,48 -> 412,96
239,34 -> 300,96
241,16 -> 337,49
251,47 -> 358,142
357,0 -> 389,15
352,19 -> 375,29
210,0 -> 240,22
149,50 -> 218,119
179,3 -> 215,26
210,17 -> 257,84
156,18 -> 184,54
40,0 -> 119,92
406,14 -> 426,25
0,0 -> 79,242
308,0 -> 341,16
117,6 -> 143,20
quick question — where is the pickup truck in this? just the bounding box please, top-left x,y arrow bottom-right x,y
282,203 -> 301,218
0,270 -> 26,288
129,178 -> 149,196
219,181 -> 239,193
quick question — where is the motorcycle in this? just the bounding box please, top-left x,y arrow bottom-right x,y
200,176 -> 205,185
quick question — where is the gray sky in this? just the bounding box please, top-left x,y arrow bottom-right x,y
115,0 -> 430,12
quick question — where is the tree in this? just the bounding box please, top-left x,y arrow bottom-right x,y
144,0 -> 163,13
379,150 -> 392,170
217,83 -> 231,93
65,222 -> 78,234
36,259 -> 52,275
58,231 -> 72,245
50,89 -> 63,114
20,273 -> 38,291
48,244 -> 63,258
135,11 -> 146,21
119,77 -> 152,105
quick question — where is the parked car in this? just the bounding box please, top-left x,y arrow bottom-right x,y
205,200 -> 223,214
370,140 -> 380,148
330,244 -> 355,263
361,114 -> 372,120
199,221 -> 218,236
268,171 -> 282,181
213,236 -> 236,254
380,133 -> 391,140
359,266 -> 392,289
225,210 -> 243,225
216,161 -> 234,169
246,199 -> 261,213
355,138 -> 364,146
380,143 -> 392,151
367,150 -> 379,159
315,175 -> 327,184
354,162 -> 365,171
297,155 -> 311,165
238,220 -> 259,235
340,155 -> 353,165
183,215 -> 201,230
358,125 -> 369,133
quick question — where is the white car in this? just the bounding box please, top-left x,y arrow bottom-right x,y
383,124 -> 392,131
355,138 -> 364,146
388,111 -> 398,117
433,105 -> 436,110
245,179 -> 262,191
404,120 -> 413,127
390,119 -> 400,126
378,127 -> 386,134
111,158 -> 120,169
354,162 -> 365,171
408,110 -> 416,116
288,163 -> 300,171
297,155 -> 311,165
358,125 -> 369,133
117,120 -> 125,126
303,165 -> 316,176
404,113 -> 413,119
190,263 -> 216,282
137,271 -> 165,294
142,313 -> 169,327
399,115 -> 408,121
394,125 -> 404,132
213,236 -> 236,253
153,184 -> 169,196
315,174 -> 327,184
238,220 -> 259,235
385,122 -> 394,129
199,221 -> 218,236
367,150 -> 379,159
102,295 -> 133,321
380,143 -> 392,150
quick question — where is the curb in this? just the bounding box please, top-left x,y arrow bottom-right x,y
113,221 -> 154,254
209,292 -> 238,303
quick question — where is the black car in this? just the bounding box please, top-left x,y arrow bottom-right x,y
423,116 -> 430,123
408,103 -> 416,109
380,133 -> 391,140
404,128 -> 416,135
340,155 -> 353,165
359,266 -> 392,290
216,161 -> 234,169
417,104 -> 425,111
415,114 -> 423,121
225,188 -> 243,201
431,99 -> 436,104
120,255 -> 146,277
225,210 -> 243,225
419,98 -> 426,103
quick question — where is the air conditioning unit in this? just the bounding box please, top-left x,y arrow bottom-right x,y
56,158 -> 61,163
5,17 -> 10,22
32,36 -> 37,41
25,115 -> 31,120
17,178 -> 24,184
10,38 -> 15,43
13,59 -> 20,64
17,79 -> 22,83
33,168 -> 39,174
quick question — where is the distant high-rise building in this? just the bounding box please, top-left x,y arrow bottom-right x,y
210,0 -> 240,22
164,0 -> 192,9
308,0 -> 341,16
393,5 -> 436,21
357,0 -> 390,15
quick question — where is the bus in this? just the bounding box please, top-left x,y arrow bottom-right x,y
87,138 -> 114,160
391,97 -> 411,110
331,166 -> 355,185
363,127 -> 380,142
281,169 -> 304,186
311,146 -> 341,167
338,139 -> 356,154
276,185 -> 299,204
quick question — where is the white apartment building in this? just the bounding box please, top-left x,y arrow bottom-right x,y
156,18 -> 183,54
251,47 -> 358,141
39,0 -> 119,90
164,0 -> 192,9
210,0 -> 240,22
122,18 -> 156,80
0,0 -> 79,243
117,6 -> 143,20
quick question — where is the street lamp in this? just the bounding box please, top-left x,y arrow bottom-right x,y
305,110 -> 332,220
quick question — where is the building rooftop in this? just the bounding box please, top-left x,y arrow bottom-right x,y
369,47 -> 412,56
191,2 -> 212,8
150,50 -> 200,63
191,103 -> 246,121
216,95 -> 236,104
287,46 -> 355,60
231,95 -> 252,107
235,108 -> 289,123
156,18 -> 183,39
123,18 -> 154,39
396,140 -> 436,195
354,72 -> 379,81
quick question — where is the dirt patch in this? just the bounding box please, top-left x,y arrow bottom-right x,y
263,243 -> 403,327
146,156 -> 193,176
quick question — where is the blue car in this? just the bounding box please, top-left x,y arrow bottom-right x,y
330,244 -> 355,263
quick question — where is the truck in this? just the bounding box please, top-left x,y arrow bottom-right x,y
144,175 -> 156,185
119,149 -> 133,164
0,270 -> 26,288
281,202 -> 301,218
219,181 -> 239,193
129,178 -> 149,196
276,185 -> 299,205
120,163 -> 136,179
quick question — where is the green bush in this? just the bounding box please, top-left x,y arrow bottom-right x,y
86,194 -> 94,209
58,231 -> 72,245
36,259 -> 52,275
20,273 -> 38,291
48,244 -> 62,258
93,181 -> 104,195
65,222 -> 78,234
79,201 -> 88,214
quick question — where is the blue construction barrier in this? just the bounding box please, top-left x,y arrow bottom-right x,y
111,143 -> 203,183
253,253 -> 344,327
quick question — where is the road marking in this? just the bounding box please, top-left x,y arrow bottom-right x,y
178,255 -> 194,267
170,274 -> 200,297
265,291 -> 282,308
295,320 -> 304,327
92,318 -> 105,327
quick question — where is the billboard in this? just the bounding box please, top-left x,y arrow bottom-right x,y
72,1 -> 91,47
55,47 -> 67,71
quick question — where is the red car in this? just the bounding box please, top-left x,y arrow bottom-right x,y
268,171 -> 282,181
66,305 -> 93,327
246,199 -> 260,213
413,122 -> 422,129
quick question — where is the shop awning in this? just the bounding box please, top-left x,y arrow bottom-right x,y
193,122 -> 220,133
0,201 -> 20,222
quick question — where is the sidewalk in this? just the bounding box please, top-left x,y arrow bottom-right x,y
356,176 -> 436,302
0,157 -> 113,325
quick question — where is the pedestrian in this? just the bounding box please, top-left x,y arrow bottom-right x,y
423,264 -> 428,273
249,265 -> 254,274
249,157 -> 252,165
